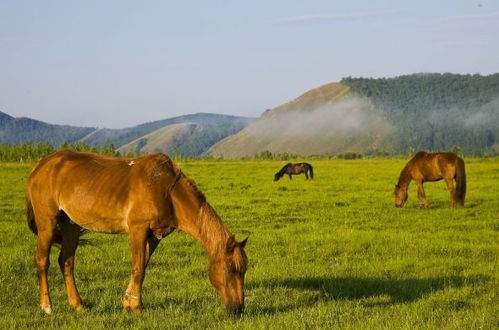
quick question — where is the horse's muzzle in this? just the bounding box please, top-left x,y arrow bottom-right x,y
226,302 -> 244,318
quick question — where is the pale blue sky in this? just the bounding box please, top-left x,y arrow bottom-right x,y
1,1 -> 498,128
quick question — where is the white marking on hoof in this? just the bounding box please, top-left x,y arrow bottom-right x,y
128,160 -> 135,166
41,304 -> 52,315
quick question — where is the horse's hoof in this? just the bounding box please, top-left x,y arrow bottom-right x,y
72,305 -> 85,313
124,305 -> 142,314
41,304 -> 52,315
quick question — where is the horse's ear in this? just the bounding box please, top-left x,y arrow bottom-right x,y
226,235 -> 237,254
239,237 -> 248,249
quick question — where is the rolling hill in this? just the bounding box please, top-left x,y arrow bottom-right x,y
207,82 -> 394,158
79,113 -> 254,148
208,73 -> 499,157
117,116 -> 254,157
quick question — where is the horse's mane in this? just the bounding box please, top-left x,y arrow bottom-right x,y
197,203 -> 232,256
184,176 -> 206,203
275,163 -> 292,177
281,163 -> 292,171
176,171 -> 245,260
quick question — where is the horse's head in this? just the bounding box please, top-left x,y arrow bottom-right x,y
209,236 -> 248,318
394,184 -> 408,207
273,172 -> 282,181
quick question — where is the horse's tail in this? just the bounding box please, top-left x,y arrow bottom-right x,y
307,163 -> 314,179
455,157 -> 466,207
26,193 -> 63,244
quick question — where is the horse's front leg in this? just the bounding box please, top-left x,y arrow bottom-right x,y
415,180 -> 428,208
123,226 -> 149,313
444,178 -> 456,208
288,174 -> 292,180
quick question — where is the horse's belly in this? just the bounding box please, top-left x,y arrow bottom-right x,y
61,207 -> 129,233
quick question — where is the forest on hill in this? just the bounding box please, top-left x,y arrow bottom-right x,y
341,73 -> 499,154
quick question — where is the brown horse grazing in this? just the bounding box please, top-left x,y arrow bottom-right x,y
394,151 -> 466,208
273,163 -> 314,181
26,150 -> 248,317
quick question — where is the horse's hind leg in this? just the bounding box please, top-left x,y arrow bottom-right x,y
57,213 -> 84,311
444,178 -> 456,208
305,172 -> 309,180
34,212 -> 58,315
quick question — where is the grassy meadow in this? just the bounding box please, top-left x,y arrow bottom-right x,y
0,158 -> 497,329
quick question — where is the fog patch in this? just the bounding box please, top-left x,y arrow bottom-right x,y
243,97 -> 393,154
425,97 -> 499,128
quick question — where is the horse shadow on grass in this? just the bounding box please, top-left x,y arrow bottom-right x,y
247,274 -> 490,315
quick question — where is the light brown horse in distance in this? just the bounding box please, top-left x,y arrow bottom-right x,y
394,151 -> 466,208
26,150 -> 248,317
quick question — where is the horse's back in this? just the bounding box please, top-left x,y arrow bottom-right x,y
409,151 -> 461,181
32,149 -> 172,174
27,150 -> 176,233
29,150 -> 172,191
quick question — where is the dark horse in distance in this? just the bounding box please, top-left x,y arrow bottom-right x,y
274,162 -> 314,181
26,150 -> 248,317
394,151 -> 466,208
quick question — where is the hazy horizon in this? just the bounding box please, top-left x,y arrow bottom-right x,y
1,1 -> 498,128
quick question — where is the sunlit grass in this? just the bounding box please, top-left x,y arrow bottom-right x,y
0,158 -> 497,329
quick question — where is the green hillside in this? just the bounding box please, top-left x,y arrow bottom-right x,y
208,73 -> 499,158
80,113 -> 254,148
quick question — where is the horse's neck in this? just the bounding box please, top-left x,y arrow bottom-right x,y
398,165 -> 412,189
177,203 -> 230,260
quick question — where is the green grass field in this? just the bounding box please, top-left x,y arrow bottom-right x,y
0,158 -> 497,329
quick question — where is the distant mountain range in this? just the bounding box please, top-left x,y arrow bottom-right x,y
0,112 -> 255,156
2,73 -> 499,157
0,111 -> 95,146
